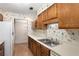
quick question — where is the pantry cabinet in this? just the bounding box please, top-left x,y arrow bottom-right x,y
28,36 -> 50,56
57,3 -> 79,29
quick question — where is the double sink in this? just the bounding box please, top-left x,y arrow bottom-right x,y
38,39 -> 60,47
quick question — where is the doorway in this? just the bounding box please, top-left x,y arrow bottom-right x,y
13,18 -> 33,56
14,19 -> 28,44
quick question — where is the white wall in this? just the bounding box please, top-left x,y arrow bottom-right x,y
27,18 -> 34,35
0,8 -> 37,21
0,8 -> 37,44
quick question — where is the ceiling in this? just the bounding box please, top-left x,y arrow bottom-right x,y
0,3 -> 50,15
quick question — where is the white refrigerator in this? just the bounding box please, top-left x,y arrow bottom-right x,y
0,21 -> 14,56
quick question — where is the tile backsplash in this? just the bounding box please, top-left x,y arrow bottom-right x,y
47,23 -> 79,43
32,30 -> 47,38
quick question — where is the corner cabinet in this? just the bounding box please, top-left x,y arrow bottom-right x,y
57,3 -> 79,29
28,36 -> 50,56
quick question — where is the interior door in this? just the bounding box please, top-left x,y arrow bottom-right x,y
15,19 -> 28,44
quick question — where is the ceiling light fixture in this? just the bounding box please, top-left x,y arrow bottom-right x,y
29,7 -> 33,10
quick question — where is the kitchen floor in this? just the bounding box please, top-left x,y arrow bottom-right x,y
14,43 -> 33,56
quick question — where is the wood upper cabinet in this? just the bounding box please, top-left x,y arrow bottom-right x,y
57,3 -> 79,29
37,13 -> 46,29
36,3 -> 79,29
42,10 -> 47,21
36,4 -> 58,29
37,14 -> 42,29
47,4 -> 57,20
0,14 -> 3,21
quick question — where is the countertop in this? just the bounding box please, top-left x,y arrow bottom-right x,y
52,41 -> 79,56
28,34 -> 79,56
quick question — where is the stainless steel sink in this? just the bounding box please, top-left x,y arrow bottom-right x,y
38,39 -> 59,47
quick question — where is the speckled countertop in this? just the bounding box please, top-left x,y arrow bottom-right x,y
52,41 -> 79,56
28,34 -> 79,56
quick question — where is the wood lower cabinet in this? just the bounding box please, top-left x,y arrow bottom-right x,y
37,14 -> 43,29
28,37 -> 40,56
0,43 -> 4,56
28,36 -> 50,56
41,44 -> 50,56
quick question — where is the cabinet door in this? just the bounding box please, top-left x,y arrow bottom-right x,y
32,40 -> 41,56
37,14 -> 45,29
28,37 -> 31,49
28,37 -> 41,56
28,37 -> 50,56
47,4 -> 57,20
42,10 -> 47,21
32,40 -> 37,56
41,44 -> 50,56
36,42 -> 41,56
58,3 -> 79,28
